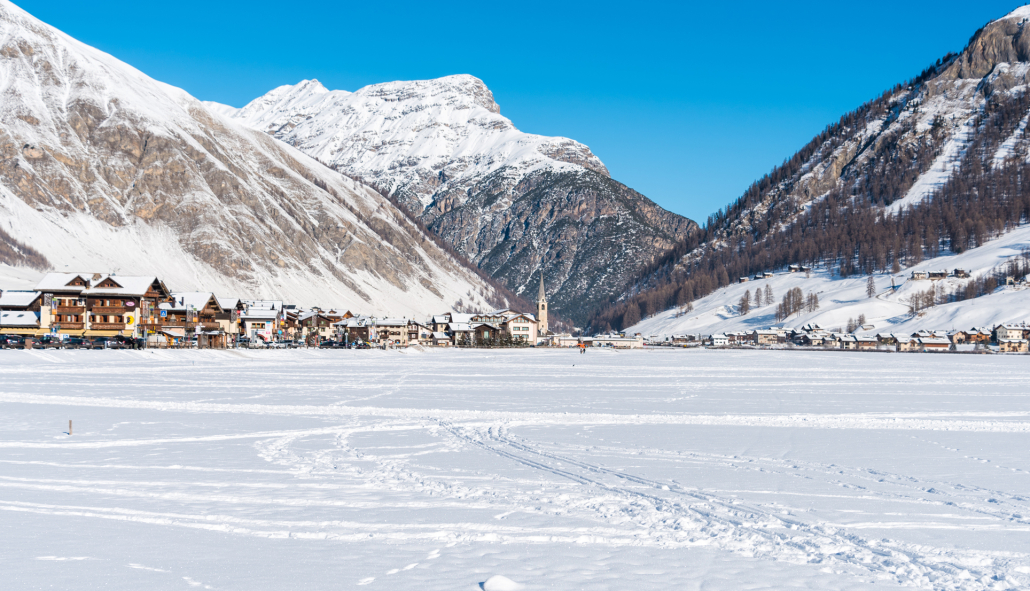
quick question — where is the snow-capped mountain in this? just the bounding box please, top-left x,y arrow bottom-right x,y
594,6 -> 1030,333
218,75 -> 609,211
0,0 -> 505,316
219,76 -> 694,323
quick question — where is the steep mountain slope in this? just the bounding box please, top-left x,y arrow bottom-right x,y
593,6 -> 1030,332
219,76 -> 695,323
0,0 -> 506,316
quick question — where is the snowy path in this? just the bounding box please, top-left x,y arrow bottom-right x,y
1,349 -> 1028,590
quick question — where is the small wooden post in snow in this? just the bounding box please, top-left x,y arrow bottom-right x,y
69,420 -> 72,436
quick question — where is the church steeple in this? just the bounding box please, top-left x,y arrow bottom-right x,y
536,270 -> 548,336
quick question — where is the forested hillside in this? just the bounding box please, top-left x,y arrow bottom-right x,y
589,11 -> 1030,332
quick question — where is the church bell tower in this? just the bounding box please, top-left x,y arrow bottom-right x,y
536,270 -> 548,336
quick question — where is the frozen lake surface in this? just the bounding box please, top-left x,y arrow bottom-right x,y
1,348 -> 1028,590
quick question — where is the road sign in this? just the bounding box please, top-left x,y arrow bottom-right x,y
160,310 -> 167,318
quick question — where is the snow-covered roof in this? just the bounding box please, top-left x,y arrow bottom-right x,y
376,318 -> 409,327
449,313 -> 474,323
0,311 -> 39,327
449,322 -> 472,331
243,300 -> 283,311
432,332 -> 449,339
169,292 -> 219,311
85,275 -> 159,296
918,337 -> 951,345
34,273 -> 91,292
216,296 -> 241,310
242,310 -> 278,320
0,290 -> 40,308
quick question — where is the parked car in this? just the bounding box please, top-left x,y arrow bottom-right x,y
38,335 -> 64,349
63,337 -> 90,349
0,335 -> 25,349
114,335 -> 142,350
90,337 -> 127,349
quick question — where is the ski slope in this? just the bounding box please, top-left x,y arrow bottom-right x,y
2,349 -> 1029,590
631,224 -> 1030,337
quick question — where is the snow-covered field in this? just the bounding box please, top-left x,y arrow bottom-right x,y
2,349 -> 1028,590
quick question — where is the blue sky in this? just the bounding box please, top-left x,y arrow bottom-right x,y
14,1 -> 1023,222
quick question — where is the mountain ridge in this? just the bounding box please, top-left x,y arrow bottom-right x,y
0,0 -> 506,316
221,75 -> 695,323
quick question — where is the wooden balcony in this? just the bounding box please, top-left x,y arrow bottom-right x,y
54,306 -> 85,314
52,322 -> 84,330
92,306 -> 127,314
90,322 -> 126,330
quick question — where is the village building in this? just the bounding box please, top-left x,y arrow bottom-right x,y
855,336 -> 878,350
998,339 -> 1029,353
995,324 -> 1029,341
502,313 -> 538,343
893,335 -> 918,352
0,291 -> 44,337
334,316 -> 374,344
918,337 -> 951,352
710,333 -> 729,347
299,311 -> 336,342
375,318 -> 413,346
151,293 -> 229,348
556,335 -> 589,347
0,290 -> 42,311
592,334 -> 645,349
240,300 -> 282,343
753,330 -> 778,346
0,310 -> 41,336
34,273 -> 171,338
837,335 -> 858,350
215,297 -> 244,337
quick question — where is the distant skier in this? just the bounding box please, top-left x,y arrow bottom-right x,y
579,342 -> 586,354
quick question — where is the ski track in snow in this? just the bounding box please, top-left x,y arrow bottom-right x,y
2,349 -> 1028,590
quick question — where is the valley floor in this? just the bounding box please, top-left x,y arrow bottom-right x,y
1,348 -> 1028,590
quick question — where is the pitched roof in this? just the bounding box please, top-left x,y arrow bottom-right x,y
0,290 -> 41,308
84,275 -> 161,296
34,273 -> 91,292
169,292 -> 220,311
0,311 -> 40,327
216,296 -> 241,310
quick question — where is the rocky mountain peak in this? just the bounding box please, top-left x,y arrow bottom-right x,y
358,74 -> 501,114
943,8 -> 1030,80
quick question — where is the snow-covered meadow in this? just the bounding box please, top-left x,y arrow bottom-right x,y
2,348 -> 1028,590
631,223 -> 1030,338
